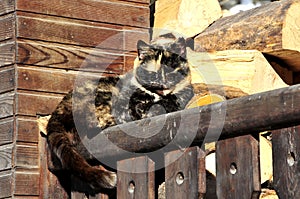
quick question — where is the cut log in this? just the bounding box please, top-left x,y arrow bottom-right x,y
194,0 -> 300,84
153,0 -> 222,38
188,49 -> 288,94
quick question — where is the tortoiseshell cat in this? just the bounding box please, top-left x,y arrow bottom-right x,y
46,37 -> 194,191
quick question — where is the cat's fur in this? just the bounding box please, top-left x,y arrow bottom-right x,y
46,37 -> 194,191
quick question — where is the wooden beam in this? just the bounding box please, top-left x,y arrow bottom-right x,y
86,84 -> 300,160
194,0 -> 300,83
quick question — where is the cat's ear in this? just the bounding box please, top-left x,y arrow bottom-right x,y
137,40 -> 150,60
175,37 -> 187,59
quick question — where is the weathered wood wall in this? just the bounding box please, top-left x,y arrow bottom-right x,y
0,0 -> 150,198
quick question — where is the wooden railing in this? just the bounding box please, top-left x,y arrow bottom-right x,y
71,84 -> 300,199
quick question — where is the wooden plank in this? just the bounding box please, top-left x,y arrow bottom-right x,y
0,13 -> 15,42
16,0 -> 149,28
272,125 -> 300,198
87,84 -> 300,160
0,41 -> 15,67
194,0 -> 300,80
0,118 -> 14,145
165,147 -> 206,199
39,131 -> 69,199
17,40 -> 124,73
15,143 -> 39,168
117,156 -> 155,199
0,91 -> 14,119
18,66 -> 76,94
17,91 -> 63,116
14,170 -> 40,196
0,0 -> 15,15
16,12 -> 123,49
0,144 -> 13,171
124,28 -> 150,52
0,171 -> 12,198
0,66 -> 15,93
216,135 -> 260,198
16,117 -> 39,143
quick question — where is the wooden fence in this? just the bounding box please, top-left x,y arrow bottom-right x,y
70,84 -> 300,198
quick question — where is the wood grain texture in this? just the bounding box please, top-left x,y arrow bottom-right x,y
17,91 -> 63,116
16,12 -> 122,49
272,126 -> 300,198
117,156 -> 155,199
18,66 -> 76,94
165,147 -> 206,199
14,170 -> 40,196
0,118 -> 14,145
0,67 -> 15,93
16,0 -> 150,28
0,171 -> 12,198
15,143 -> 39,168
216,135 -> 260,199
0,13 -> 15,42
16,117 -> 39,143
194,0 -> 300,74
0,0 -> 15,15
0,92 -> 14,119
17,40 -> 124,73
0,144 -> 13,171
188,49 -> 288,93
153,0 -> 221,38
0,41 -> 15,67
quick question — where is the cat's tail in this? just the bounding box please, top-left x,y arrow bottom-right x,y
47,126 -> 117,190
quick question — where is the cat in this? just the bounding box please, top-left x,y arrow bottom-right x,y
46,37 -> 194,192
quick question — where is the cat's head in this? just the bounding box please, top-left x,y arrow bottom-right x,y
134,37 -> 191,96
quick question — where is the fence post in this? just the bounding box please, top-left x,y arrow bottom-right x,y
272,125 -> 300,198
117,156 -> 155,199
164,146 -> 206,199
216,135 -> 261,199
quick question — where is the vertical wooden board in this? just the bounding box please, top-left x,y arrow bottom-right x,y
0,0 -> 15,15
16,92 -> 63,116
0,41 -> 15,67
39,132 -> 69,199
216,135 -> 260,199
16,117 -> 39,143
0,91 -> 14,119
0,144 -> 13,171
0,13 -> 15,42
16,0 -> 150,28
0,67 -> 15,93
272,126 -> 300,198
16,13 -> 123,49
15,143 -> 39,168
17,40 -> 124,73
164,146 -> 206,199
0,118 -> 14,145
0,171 -> 12,198
117,156 -> 155,199
14,171 -> 40,196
